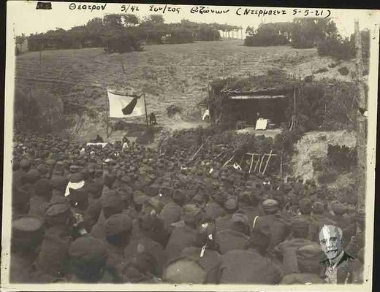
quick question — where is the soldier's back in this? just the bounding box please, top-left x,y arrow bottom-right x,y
218,250 -> 283,284
215,229 -> 249,255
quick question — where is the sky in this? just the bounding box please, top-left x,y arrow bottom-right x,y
7,2 -> 379,38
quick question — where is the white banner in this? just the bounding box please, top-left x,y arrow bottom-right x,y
107,90 -> 146,118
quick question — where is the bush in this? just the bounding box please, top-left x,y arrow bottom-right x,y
166,105 -> 182,117
14,87 -> 65,133
327,144 -> 356,171
244,34 -> 289,47
317,37 -> 354,60
338,66 -> 349,76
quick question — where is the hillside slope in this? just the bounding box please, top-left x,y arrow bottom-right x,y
15,40 -> 360,140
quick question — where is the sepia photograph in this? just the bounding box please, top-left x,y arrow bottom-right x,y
2,2 -> 379,291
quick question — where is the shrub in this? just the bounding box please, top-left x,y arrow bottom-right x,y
166,105 -> 182,117
338,66 -> 349,76
317,37 -> 354,60
14,87 -> 65,133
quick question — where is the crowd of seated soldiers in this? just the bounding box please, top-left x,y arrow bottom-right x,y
10,132 -> 365,284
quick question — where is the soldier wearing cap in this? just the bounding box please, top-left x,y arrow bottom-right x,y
101,173 -> 116,200
104,214 -> 133,282
159,189 -> 186,233
124,212 -> 167,278
292,198 -> 320,242
215,212 -> 250,255
36,164 -> 50,179
162,257 -> 207,284
69,235 -> 112,283
181,219 -> 221,275
253,199 -> 290,253
28,178 -> 53,220
165,204 -> 202,262
32,203 -> 73,282
215,196 -> 239,232
204,192 -> 227,220
10,215 -> 45,283
274,217 -> 315,275
237,192 -> 260,228
90,191 -> 123,241
214,229 -> 283,284
19,169 -> 41,199
50,175 -> 68,200
13,159 -> 31,190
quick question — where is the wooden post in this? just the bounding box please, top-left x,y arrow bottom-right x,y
253,155 -> 261,173
354,20 -> 367,211
106,114 -> 110,138
262,150 -> 273,175
143,94 -> 149,127
280,152 -> 283,178
258,154 -> 266,173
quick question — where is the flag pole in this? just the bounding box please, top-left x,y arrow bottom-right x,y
106,112 -> 110,138
143,93 -> 149,127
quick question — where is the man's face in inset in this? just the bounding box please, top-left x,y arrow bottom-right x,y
319,225 -> 343,260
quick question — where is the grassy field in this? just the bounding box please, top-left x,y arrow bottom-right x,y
15,40 -> 357,140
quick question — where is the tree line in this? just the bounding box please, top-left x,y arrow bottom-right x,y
26,15 -> 240,53
244,19 -> 369,60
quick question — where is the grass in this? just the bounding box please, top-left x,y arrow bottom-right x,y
15,40 -> 353,138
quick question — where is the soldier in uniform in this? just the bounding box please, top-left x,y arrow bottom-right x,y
165,204 -> 202,262
273,217 -> 315,275
181,218 -> 221,275
104,213 -> 133,282
213,229 -> 284,284
124,212 -> 167,278
69,235 -> 112,283
215,212 -> 250,255
253,199 -> 290,253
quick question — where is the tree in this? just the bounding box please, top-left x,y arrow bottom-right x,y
103,14 -> 123,28
122,14 -> 139,27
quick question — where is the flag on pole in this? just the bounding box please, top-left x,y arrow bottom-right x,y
107,90 -> 146,118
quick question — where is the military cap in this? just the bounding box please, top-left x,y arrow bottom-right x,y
51,175 -> 67,189
45,203 -> 70,217
291,217 -> 310,231
134,195 -> 148,206
312,201 -> 324,214
36,164 -> 49,176
105,214 -> 133,237
182,204 -> 202,221
162,257 -> 206,284
69,236 -> 107,265
12,215 -> 45,251
20,159 -> 31,169
332,201 -> 347,215
103,191 -> 122,208
299,198 -> 312,214
25,169 -> 42,184
232,212 -> 248,225
69,173 -> 84,183
35,178 -> 53,196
